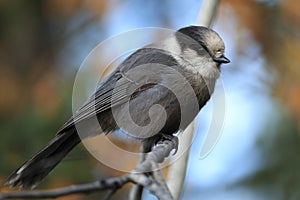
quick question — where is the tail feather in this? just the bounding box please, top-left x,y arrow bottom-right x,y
4,130 -> 80,189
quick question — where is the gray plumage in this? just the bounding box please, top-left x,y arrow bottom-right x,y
4,26 -> 230,189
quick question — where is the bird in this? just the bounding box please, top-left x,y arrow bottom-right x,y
4,25 -> 230,189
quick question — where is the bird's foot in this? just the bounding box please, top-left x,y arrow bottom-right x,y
158,134 -> 179,155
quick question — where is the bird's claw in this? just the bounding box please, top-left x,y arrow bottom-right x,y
158,134 -> 179,155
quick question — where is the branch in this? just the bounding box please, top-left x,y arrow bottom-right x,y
197,0 -> 220,27
0,176 -> 129,199
167,0 -> 221,198
0,137 -> 178,200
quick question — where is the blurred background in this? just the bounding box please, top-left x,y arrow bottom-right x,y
0,0 -> 300,199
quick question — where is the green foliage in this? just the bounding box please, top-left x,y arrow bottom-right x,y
237,107 -> 300,199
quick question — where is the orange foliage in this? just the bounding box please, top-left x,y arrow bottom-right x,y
44,0 -> 108,18
31,71 -> 62,118
280,0 -> 300,26
0,67 -> 25,116
222,0 -> 300,129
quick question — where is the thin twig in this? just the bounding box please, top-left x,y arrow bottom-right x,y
128,184 -> 144,200
129,142 -> 152,200
0,176 -> 130,199
151,166 -> 170,195
103,188 -> 118,200
129,174 -> 173,200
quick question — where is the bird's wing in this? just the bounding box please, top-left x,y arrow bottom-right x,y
57,48 -> 179,134
57,72 -> 136,134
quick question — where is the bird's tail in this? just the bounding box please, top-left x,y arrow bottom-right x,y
4,130 -> 81,189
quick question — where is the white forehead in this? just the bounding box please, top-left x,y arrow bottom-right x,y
204,30 -> 225,50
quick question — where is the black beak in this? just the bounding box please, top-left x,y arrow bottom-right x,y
213,55 -> 230,64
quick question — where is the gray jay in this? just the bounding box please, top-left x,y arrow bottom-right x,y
5,26 -> 230,189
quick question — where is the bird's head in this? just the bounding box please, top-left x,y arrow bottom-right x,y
177,26 -> 230,68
